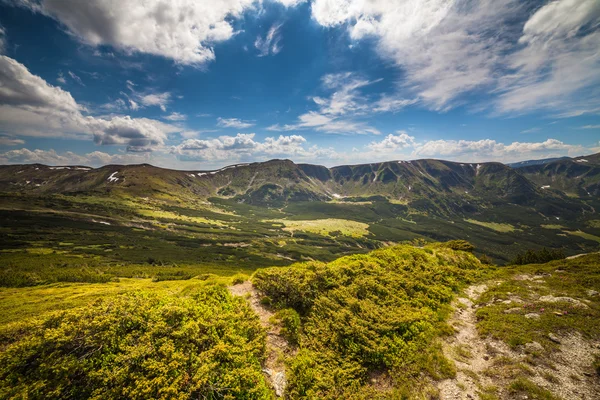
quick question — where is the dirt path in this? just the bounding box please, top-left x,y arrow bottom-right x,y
228,281 -> 289,397
438,283 -> 508,399
438,280 -> 600,399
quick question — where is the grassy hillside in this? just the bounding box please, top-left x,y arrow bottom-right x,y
1,156 -> 599,266
2,243 -> 598,399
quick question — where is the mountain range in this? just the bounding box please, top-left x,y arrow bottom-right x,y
1,152 -> 599,263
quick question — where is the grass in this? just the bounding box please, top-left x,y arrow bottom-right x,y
508,378 -> 560,400
475,254 -> 600,349
565,230 -> 600,243
541,224 -> 564,230
269,218 -> 371,238
0,275 -> 239,325
464,219 -> 516,233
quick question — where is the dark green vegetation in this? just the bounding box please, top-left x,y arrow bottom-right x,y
509,248 -> 566,265
253,244 -> 487,398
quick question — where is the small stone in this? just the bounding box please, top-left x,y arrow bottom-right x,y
483,355 -> 490,360
525,313 -> 540,319
504,307 -> 522,314
587,289 -> 599,297
525,341 -> 544,352
548,333 -> 561,343
553,312 -> 563,316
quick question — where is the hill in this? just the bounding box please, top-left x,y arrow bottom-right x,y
0,154 -> 599,265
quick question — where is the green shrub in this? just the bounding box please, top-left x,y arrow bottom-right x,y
510,248 -> 565,265
275,308 -> 301,345
439,240 -> 475,252
254,244 -> 486,398
0,287 -> 270,399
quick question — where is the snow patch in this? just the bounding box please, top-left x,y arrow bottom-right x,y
75,167 -> 91,171
332,193 -> 342,199
576,159 -> 588,163
107,171 -> 119,183
541,185 -> 550,189
197,172 -> 208,177
188,173 -> 196,178
49,166 -> 70,170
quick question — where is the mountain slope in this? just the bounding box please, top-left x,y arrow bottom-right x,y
1,155 -> 597,215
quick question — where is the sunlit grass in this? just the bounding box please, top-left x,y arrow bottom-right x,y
464,219 -> 516,233
270,218 -> 370,238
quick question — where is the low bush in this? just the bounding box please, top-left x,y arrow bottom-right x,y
509,248 -> 565,265
0,287 -> 270,399
253,244 -> 487,398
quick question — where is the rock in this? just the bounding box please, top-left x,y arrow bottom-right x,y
525,313 -> 540,319
525,341 -> 544,352
538,295 -> 588,308
504,307 -> 522,314
553,312 -> 563,316
587,289 -> 599,297
272,371 -> 287,397
483,355 -> 490,361
548,333 -> 561,343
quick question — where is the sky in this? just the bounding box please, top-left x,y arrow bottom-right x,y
0,0 -> 599,169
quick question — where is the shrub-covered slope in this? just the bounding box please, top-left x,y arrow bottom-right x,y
0,287 -> 270,400
253,242 -> 488,398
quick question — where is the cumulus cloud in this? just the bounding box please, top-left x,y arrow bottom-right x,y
171,133 -> 337,163
413,138 -> 586,162
268,72 -> 413,135
17,0 -> 258,67
0,147 -> 150,166
217,117 -> 255,129
367,132 -> 415,152
255,23 -> 283,56
0,55 -> 180,150
311,0 -> 600,116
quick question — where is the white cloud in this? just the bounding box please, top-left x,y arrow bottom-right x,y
520,127 -> 540,134
172,133 -> 338,163
580,125 -> 600,129
367,132 -> 415,152
495,0 -> 600,115
0,25 -> 6,53
0,55 -> 180,151
0,147 -> 149,166
56,72 -> 66,85
255,23 -> 283,56
274,0 -> 306,7
0,136 -> 25,146
413,138 -> 586,162
269,72 -> 413,135
163,112 -> 187,121
136,92 -> 171,112
18,0 -> 258,67
68,70 -> 85,86
311,0 -> 600,116
217,117 -> 255,129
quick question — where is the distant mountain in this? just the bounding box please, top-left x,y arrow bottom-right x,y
1,153 -> 598,216
507,157 -> 570,168
516,153 -> 600,197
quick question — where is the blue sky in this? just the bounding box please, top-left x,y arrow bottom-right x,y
0,0 -> 599,169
